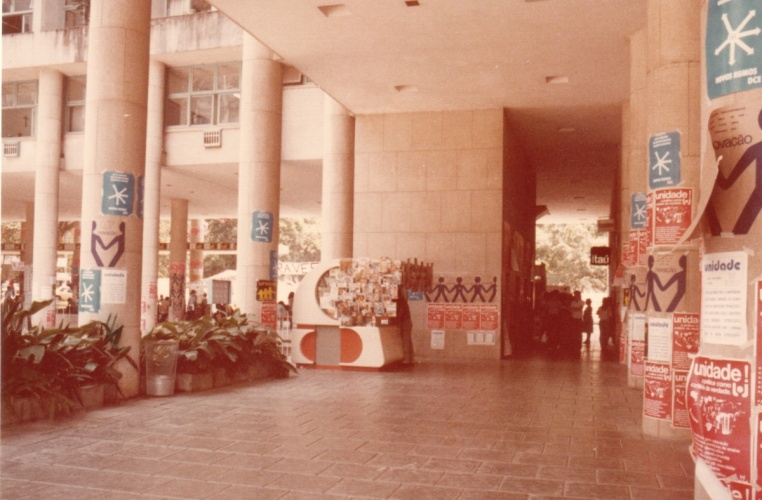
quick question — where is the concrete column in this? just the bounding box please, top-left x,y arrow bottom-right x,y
625,29 -> 648,389
641,0 -> 701,440
71,222 -> 80,314
78,0 -> 151,398
168,199 -> 188,322
22,203 -> 34,309
31,68 -> 63,327
189,220 -> 204,285
321,94 -> 355,262
235,34 -> 282,320
141,60 -> 165,334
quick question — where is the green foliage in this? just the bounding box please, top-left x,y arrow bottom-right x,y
1,297 -> 133,419
535,223 -> 608,292
279,217 -> 320,262
143,309 -> 296,379
204,218 -> 237,278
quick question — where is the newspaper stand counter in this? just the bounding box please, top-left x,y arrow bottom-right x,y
290,259 -> 404,369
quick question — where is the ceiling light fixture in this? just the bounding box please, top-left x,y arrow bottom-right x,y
317,4 -> 351,17
405,0 -> 420,5
545,75 -> 569,84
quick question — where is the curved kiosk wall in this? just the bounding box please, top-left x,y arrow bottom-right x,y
291,258 -> 404,369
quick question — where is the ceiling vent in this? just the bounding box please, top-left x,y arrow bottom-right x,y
203,130 -> 222,148
3,142 -> 20,157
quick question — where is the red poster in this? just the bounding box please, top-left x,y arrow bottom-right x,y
757,281 -> 762,405
630,339 -> 645,376
462,304 -> 481,330
673,313 -> 700,371
688,356 -> 751,486
637,229 -> 648,266
646,192 -> 654,247
644,361 -> 672,420
673,369 -> 690,429
444,304 -> 463,329
653,188 -> 692,245
623,233 -> 637,266
427,303 -> 445,329
480,305 -> 499,331
260,301 -> 277,329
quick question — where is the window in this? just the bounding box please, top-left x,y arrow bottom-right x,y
2,0 -> 33,34
64,0 -> 88,28
2,81 -> 37,138
65,76 -> 86,133
166,63 -> 240,127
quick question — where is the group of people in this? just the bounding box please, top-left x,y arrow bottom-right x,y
156,291 -> 211,323
536,290 -> 616,356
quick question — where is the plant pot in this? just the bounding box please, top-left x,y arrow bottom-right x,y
76,384 -> 104,410
144,339 -> 179,396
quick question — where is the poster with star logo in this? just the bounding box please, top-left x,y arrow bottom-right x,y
251,211 -> 273,243
101,171 -> 135,216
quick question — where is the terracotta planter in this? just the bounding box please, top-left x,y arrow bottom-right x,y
76,384 -> 104,410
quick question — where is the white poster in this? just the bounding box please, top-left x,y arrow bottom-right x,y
101,269 -> 128,305
701,252 -> 748,345
647,316 -> 673,363
431,329 -> 445,350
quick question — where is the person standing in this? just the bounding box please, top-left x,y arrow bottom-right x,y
570,290 -> 584,350
597,298 -> 613,349
582,298 -> 594,344
397,287 -> 414,365
287,291 -> 294,329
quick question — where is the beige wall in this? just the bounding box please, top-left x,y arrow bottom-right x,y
354,108 -> 508,359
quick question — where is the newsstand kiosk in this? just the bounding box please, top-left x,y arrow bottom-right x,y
290,258 -> 404,369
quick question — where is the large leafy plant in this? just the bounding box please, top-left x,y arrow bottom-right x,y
2,296 -> 134,419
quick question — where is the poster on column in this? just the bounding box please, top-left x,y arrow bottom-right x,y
630,312 -> 646,377
79,269 -> 101,313
480,304 -> 499,331
622,238 -> 637,267
427,303 -> 445,329
638,229 -> 648,266
687,356 -> 752,488
673,313 -> 700,371
101,171 -> 135,216
260,301 -> 276,330
705,0 -> 762,99
631,192 -> 647,229
673,369 -> 690,429
251,211 -> 273,243
701,251 -> 748,345
647,316 -> 672,363
757,282 -> 762,405
653,188 -> 692,245
626,267 -> 647,312
644,361 -> 672,420
444,304 -> 463,329
462,304 -> 481,330
101,269 -> 127,304
645,252 -> 690,314
706,104 -> 762,236
646,192 -> 654,247
649,131 -> 682,189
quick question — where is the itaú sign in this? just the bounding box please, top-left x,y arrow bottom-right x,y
590,246 -> 610,266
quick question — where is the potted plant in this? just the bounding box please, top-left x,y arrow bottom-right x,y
142,327 -> 180,396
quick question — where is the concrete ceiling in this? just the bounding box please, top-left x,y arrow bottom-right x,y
210,0 -> 647,224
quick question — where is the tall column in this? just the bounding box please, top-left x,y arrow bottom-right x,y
641,0 -> 700,440
31,68 -> 63,327
692,1 -> 762,496
22,203 -> 34,309
236,34 -> 282,320
321,94 -> 355,262
78,0 -> 151,398
141,60 -> 165,334
624,29 -> 648,389
168,199 -> 188,322
188,219 -> 204,308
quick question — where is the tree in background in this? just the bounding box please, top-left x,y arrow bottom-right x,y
279,218 -> 320,263
203,218 -> 237,278
535,223 -> 608,293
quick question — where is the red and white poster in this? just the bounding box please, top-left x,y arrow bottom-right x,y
673,369 -> 690,429
644,361 -> 672,420
673,313 -> 700,371
646,192 -> 654,247
462,304 -> 481,330
427,303 -> 445,329
630,312 -> 646,377
653,188 -> 693,245
444,304 -> 463,329
260,301 -> 277,330
688,356 -> 751,486
480,304 -> 499,331
638,229 -> 648,266
756,281 -> 762,405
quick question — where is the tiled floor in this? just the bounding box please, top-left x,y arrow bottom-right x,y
1,343 -> 694,499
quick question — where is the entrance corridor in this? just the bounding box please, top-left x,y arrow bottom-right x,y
1,350 -> 694,499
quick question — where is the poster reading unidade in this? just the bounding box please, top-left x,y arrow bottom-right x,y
653,188 -> 692,245
688,356 -> 751,489
647,316 -> 672,362
427,303 -> 445,329
701,251 -> 748,345
644,361 -> 672,420
673,313 -> 700,371
673,370 -> 690,429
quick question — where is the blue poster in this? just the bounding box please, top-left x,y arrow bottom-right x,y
649,132 -> 681,189
706,0 -> 762,99
631,193 -> 647,229
270,250 -> 278,281
251,211 -> 273,243
79,269 -> 101,313
101,171 -> 135,216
